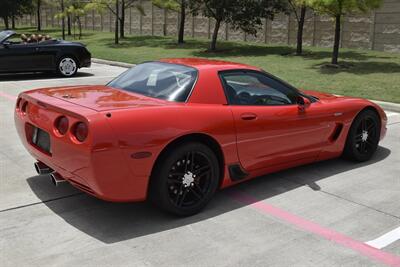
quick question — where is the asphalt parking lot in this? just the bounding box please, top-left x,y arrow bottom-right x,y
0,63 -> 399,266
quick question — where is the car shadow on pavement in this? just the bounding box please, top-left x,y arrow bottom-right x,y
0,71 -> 94,82
26,146 -> 391,244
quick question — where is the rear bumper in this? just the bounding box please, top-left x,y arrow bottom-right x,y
80,56 -> 91,68
14,93 -> 149,202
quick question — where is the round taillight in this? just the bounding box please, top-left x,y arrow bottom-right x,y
55,116 -> 69,135
74,122 -> 88,142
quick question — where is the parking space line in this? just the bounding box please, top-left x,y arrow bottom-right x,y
229,190 -> 400,267
366,227 -> 400,249
0,91 -> 17,101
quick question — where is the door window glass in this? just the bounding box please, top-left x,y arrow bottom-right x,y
220,71 -> 298,106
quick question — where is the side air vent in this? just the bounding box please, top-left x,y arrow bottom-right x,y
329,123 -> 343,142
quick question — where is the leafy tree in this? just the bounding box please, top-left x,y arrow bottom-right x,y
119,0 -> 144,38
197,0 -> 287,51
86,0 -> 120,44
288,0 -> 311,55
86,0 -> 144,43
55,0 -> 76,39
55,0 -> 87,39
308,0 -> 383,65
152,0 -> 200,44
0,0 -> 33,29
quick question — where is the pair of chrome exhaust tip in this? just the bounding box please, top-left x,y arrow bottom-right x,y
34,162 -> 66,187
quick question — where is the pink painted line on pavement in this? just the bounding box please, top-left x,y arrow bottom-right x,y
229,191 -> 400,267
0,91 -> 17,101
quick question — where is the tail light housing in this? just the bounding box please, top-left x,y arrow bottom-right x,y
73,122 -> 88,142
16,98 -> 22,110
21,101 -> 28,113
55,116 -> 69,135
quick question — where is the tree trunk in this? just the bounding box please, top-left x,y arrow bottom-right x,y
67,15 -> 72,35
115,0 -> 119,44
332,14 -> 341,65
37,0 -> 41,31
210,19 -> 221,51
11,16 -> 15,29
296,5 -> 306,55
77,17 -> 82,39
3,17 -> 9,29
61,0 -> 65,40
120,0 -> 125,38
178,1 -> 186,44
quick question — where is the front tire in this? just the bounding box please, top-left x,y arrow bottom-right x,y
57,56 -> 78,77
343,109 -> 380,162
150,142 -> 220,216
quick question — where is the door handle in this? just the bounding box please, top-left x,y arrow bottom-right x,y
241,113 -> 257,120
35,47 -> 40,51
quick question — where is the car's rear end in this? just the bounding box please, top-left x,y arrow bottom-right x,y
14,88 -> 146,202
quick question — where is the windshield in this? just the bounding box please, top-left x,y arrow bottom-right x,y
107,62 -> 198,102
0,31 -> 14,43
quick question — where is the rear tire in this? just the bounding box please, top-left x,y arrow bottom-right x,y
149,142 -> 220,216
343,109 -> 380,162
57,56 -> 78,77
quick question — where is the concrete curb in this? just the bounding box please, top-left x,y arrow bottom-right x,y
371,100 -> 400,113
92,58 -> 400,113
92,58 -> 135,68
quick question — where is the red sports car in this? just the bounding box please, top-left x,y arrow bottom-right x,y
15,58 -> 387,215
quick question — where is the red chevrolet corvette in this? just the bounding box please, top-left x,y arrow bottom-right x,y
15,58 -> 387,215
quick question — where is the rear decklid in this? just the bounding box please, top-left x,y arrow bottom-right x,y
37,85 -> 169,111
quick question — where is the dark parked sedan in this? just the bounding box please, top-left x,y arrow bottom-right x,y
0,30 -> 91,77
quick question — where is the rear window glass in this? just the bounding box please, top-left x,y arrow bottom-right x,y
107,62 -> 197,102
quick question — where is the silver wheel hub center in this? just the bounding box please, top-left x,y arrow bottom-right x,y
64,62 -> 73,72
361,130 -> 368,142
60,58 -> 76,75
182,171 -> 195,188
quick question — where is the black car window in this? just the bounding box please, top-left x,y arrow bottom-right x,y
219,71 -> 299,106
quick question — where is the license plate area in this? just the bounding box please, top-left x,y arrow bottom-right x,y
31,126 -> 52,155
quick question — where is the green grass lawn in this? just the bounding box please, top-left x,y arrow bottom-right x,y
11,27 -> 400,103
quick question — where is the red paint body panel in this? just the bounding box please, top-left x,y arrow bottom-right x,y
14,58 -> 387,202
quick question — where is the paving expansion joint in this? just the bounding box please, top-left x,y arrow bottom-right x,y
281,178 -> 400,221
0,193 -> 83,213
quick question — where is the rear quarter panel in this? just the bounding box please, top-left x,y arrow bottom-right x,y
106,103 -> 238,189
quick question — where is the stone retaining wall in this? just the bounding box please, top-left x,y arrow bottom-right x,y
12,0 -> 400,52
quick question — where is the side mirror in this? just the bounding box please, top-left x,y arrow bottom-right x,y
2,42 -> 10,48
297,96 -> 311,112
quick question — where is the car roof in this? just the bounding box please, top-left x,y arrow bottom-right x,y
159,58 -> 261,72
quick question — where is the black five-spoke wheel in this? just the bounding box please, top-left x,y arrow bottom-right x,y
343,109 -> 380,162
150,142 -> 220,216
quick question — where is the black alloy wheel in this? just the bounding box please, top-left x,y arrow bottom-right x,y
343,109 -> 380,162
150,142 -> 220,216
